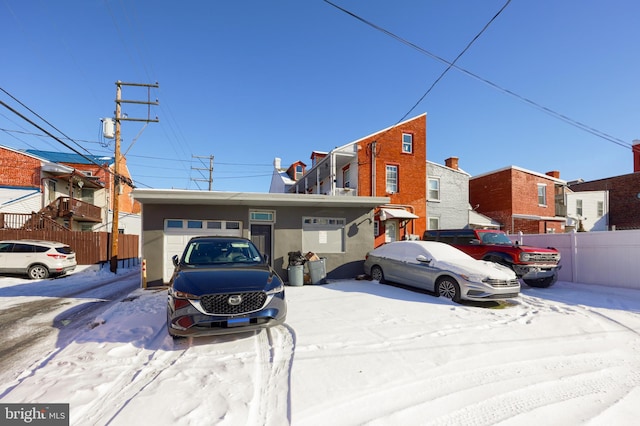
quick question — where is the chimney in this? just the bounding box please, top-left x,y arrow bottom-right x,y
273,157 -> 281,170
546,170 -> 560,179
445,156 -> 459,170
633,140 -> 640,173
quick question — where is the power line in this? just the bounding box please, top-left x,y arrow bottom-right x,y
0,87 -> 97,156
397,0 -> 511,124
324,0 -> 633,151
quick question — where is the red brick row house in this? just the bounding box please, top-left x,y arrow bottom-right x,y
271,114 -> 427,246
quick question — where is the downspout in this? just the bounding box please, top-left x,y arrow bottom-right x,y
371,141 -> 377,197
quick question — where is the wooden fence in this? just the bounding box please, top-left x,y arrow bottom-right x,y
0,230 -> 139,265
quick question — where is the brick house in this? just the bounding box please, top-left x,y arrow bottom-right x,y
567,140 -> 640,230
270,114 -> 427,246
0,145 -> 138,232
469,166 -> 568,234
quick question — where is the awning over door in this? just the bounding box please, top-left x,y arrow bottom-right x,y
379,208 -> 419,221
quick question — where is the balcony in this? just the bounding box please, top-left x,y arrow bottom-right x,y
55,197 -> 102,223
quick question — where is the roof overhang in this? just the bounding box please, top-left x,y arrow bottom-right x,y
512,214 -> 565,222
133,189 -> 390,208
469,210 -> 501,228
379,207 -> 419,220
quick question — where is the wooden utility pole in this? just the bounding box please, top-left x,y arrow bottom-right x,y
191,155 -> 214,190
111,80 -> 159,273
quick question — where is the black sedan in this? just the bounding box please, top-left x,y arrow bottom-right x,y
167,236 -> 287,338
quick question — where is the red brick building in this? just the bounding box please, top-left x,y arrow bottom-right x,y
568,140 -> 640,230
0,145 -> 138,231
272,114 -> 427,246
469,166 -> 567,234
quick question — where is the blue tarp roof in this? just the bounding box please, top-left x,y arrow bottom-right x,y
25,149 -> 114,165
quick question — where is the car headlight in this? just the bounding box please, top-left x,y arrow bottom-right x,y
459,273 -> 484,283
520,253 -> 531,262
171,289 -> 200,300
266,283 -> 285,295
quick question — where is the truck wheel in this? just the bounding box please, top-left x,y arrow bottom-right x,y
523,277 -> 555,288
436,277 -> 461,302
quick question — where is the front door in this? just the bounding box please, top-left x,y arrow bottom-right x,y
251,224 -> 272,265
385,220 -> 398,243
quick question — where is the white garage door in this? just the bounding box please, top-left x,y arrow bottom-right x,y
163,219 -> 242,283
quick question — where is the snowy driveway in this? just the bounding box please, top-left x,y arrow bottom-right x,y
1,267 -> 639,425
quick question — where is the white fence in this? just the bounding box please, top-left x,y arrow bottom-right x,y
511,230 -> 640,290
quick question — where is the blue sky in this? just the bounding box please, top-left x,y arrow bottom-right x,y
1,0 -> 638,192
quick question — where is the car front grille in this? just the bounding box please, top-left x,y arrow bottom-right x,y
200,292 -> 267,315
483,278 -> 520,287
527,253 -> 560,263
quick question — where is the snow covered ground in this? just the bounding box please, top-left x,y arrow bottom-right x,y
1,266 -> 640,425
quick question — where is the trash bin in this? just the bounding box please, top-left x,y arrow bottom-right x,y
288,265 -> 304,286
308,258 -> 326,284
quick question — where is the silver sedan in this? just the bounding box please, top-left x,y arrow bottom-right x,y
363,241 -> 520,302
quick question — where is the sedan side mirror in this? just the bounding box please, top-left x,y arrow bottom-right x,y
263,253 -> 270,264
416,255 -> 432,264
172,255 -> 179,267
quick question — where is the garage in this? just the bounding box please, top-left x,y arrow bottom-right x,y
162,218 -> 243,283
133,189 -> 389,287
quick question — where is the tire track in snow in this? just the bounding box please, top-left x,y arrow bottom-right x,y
248,325 -> 295,426
78,325 -> 190,425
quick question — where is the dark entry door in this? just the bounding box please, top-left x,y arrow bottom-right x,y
251,224 -> 272,265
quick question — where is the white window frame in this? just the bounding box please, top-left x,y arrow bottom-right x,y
428,178 -> 440,201
386,165 -> 398,193
537,184 -> 547,206
576,199 -> 583,217
597,201 -> 604,217
402,133 -> 413,154
428,217 -> 440,230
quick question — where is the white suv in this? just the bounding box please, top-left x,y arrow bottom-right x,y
0,240 -> 77,279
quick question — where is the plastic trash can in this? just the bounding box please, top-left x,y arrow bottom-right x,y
308,258 -> 326,284
288,265 -> 304,286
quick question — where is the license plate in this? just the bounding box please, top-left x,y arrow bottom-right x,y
227,318 -> 250,327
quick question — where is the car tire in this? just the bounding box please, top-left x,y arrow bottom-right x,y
370,266 -> 385,283
524,277 -> 555,288
27,264 -> 49,280
436,277 -> 461,302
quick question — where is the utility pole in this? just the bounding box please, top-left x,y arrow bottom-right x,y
191,155 -> 214,191
111,80 -> 159,273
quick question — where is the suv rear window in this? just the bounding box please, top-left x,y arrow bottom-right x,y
55,246 -> 73,254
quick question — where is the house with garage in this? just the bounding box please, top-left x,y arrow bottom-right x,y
469,166 -> 568,234
132,189 -> 388,287
270,113 -> 427,246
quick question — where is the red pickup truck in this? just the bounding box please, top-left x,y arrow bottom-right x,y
423,229 -> 561,288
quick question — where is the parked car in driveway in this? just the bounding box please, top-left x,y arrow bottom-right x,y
0,239 -> 77,279
363,241 -> 520,302
167,236 -> 287,338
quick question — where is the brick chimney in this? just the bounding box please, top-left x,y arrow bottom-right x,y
633,140 -> 640,173
445,157 -> 459,170
546,170 -> 560,179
